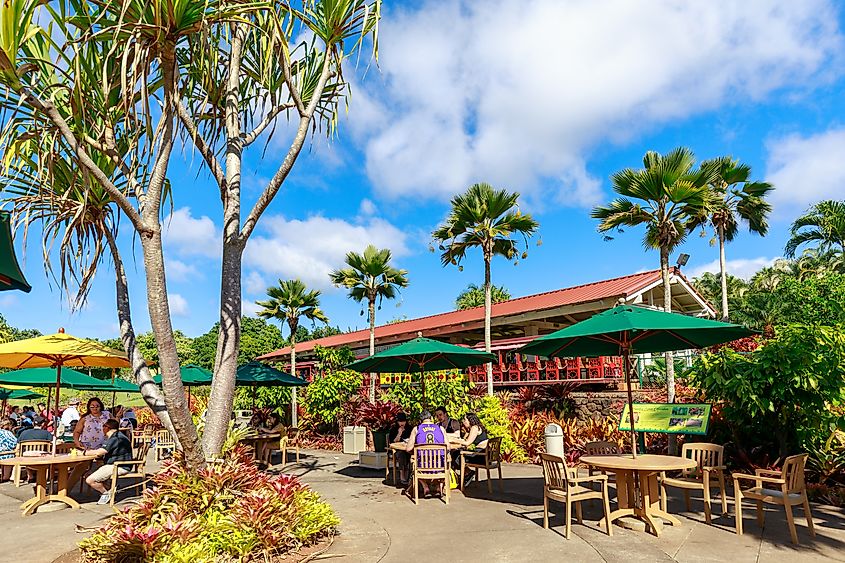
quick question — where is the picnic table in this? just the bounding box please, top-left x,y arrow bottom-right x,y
0,453 -> 100,515
580,454 -> 697,537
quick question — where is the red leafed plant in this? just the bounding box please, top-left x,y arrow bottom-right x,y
356,399 -> 402,432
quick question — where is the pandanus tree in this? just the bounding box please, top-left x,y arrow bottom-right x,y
0,0 -> 381,468
330,245 -> 408,401
592,148 -> 715,453
432,183 -> 539,397
256,279 -> 328,427
785,200 -> 845,259
701,157 -> 773,321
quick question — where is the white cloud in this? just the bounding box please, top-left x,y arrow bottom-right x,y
166,259 -> 199,283
162,207 -> 221,258
242,300 -> 262,318
169,293 -> 189,317
687,256 -> 777,280
766,128 -> 845,213
349,0 -> 842,205
359,198 -> 377,216
243,214 -> 410,289
244,271 -> 268,296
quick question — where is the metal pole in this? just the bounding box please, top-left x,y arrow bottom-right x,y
623,338 -> 638,458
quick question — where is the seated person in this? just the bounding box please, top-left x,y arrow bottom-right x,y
435,406 -> 461,435
18,416 -> 52,443
0,419 -> 17,482
14,417 -> 34,438
121,408 -> 138,429
83,418 -> 134,505
258,412 -> 285,462
450,413 -> 489,485
405,410 -> 449,497
389,412 -> 412,485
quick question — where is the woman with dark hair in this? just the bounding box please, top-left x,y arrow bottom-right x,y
451,413 -> 489,484
389,412 -> 412,485
73,397 -> 110,449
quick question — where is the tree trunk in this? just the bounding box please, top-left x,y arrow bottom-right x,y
484,253 -> 493,397
105,231 -> 180,447
661,247 -> 678,455
203,228 -> 244,455
719,227 -> 729,321
139,230 -> 204,468
290,339 -> 298,427
368,297 -> 376,402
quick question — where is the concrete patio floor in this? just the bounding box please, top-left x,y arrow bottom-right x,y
0,449 -> 843,562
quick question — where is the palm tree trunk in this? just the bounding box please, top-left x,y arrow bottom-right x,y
105,230 -> 180,448
368,297 -> 376,402
719,227 -> 729,321
484,254 -> 493,397
290,340 -> 298,427
661,246 -> 678,455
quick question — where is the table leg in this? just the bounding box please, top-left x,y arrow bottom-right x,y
599,470 -> 637,527
636,471 -> 683,536
21,467 -> 50,516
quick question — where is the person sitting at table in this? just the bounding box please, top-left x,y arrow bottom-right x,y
18,416 -> 52,443
434,406 -> 461,435
257,412 -> 285,462
121,408 -> 138,429
389,412 -> 413,485
73,397 -> 110,450
83,418 -> 134,505
450,413 -> 489,486
405,410 -> 449,497
0,419 -> 17,482
8,406 -> 21,425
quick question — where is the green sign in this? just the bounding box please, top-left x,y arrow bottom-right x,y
618,403 -> 711,435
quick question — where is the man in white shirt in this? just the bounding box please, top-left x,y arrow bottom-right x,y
60,398 -> 81,428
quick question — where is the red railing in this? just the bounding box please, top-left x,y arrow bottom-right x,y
466,355 -> 622,386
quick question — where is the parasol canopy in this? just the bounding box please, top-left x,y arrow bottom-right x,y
0,211 -> 31,293
154,364 -> 213,387
236,362 -> 307,387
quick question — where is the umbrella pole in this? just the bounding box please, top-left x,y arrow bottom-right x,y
623,342 -> 637,458
54,364 -> 62,455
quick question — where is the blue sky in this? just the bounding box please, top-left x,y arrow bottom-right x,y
4,0 -> 845,341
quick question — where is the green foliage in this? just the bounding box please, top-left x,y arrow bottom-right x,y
473,395 -> 527,462
191,317 -> 286,370
78,447 -> 338,562
137,330 -> 196,366
455,283 -> 511,310
329,244 -> 409,322
233,386 -> 292,412
255,278 -> 329,343
785,200 -> 845,258
385,372 -> 472,419
688,324 -> 845,457
301,368 -> 362,428
0,313 -> 40,343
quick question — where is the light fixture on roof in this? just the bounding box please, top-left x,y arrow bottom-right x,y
676,253 -> 690,268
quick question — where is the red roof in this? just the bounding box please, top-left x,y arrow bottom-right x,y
258,268 -> 690,360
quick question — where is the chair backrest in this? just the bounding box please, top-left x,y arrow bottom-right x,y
681,442 -> 724,478
486,436 -> 503,463
135,442 -> 151,464
17,440 -> 51,456
155,429 -> 174,446
782,453 -> 809,493
539,453 -> 572,493
584,440 -> 620,456
54,442 -> 74,455
414,444 -> 448,475
287,427 -> 300,443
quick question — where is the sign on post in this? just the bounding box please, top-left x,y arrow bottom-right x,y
618,403 -> 711,435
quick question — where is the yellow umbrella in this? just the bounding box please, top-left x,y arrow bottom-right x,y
0,328 -> 130,419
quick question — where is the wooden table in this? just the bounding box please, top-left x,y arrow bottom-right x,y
240,433 -> 281,465
388,440 -> 461,485
0,453 -> 100,515
580,454 -> 697,536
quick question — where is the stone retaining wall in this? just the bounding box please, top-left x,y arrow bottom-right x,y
570,391 -> 651,424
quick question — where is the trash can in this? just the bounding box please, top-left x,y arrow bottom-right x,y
544,423 -> 564,457
343,425 -> 367,454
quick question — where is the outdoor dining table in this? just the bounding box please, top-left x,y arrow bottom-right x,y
240,433 -> 281,465
0,452 -> 100,515
580,454 -> 697,537
388,437 -> 464,485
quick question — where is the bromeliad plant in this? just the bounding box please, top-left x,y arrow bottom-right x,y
78,446 -> 339,562
356,399 -> 401,433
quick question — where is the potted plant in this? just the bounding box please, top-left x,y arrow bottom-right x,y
357,400 -> 401,452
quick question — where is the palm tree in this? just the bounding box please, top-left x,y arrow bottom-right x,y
455,283 -> 511,310
330,245 -> 409,401
702,157 -> 773,321
256,279 -> 328,426
433,183 -> 539,396
785,200 -> 845,258
592,147 -> 715,454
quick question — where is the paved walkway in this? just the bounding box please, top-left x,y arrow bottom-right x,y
0,449 -> 844,562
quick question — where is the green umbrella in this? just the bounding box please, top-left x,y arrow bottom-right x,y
0,211 -> 31,293
236,362 -> 307,387
0,388 -> 44,401
154,364 -> 213,387
519,305 -> 755,457
346,336 -> 496,407
0,367 -> 115,390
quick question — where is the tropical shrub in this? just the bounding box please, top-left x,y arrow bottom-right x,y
301,368 -> 362,431
357,399 -> 402,432
473,395 -> 527,462
78,447 -> 338,562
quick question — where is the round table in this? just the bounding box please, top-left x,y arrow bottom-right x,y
0,453 -> 100,515
240,433 -> 281,465
580,454 -> 697,536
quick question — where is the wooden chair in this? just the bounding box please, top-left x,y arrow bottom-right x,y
734,453 -> 815,545
461,436 -> 503,493
13,440 -> 51,487
540,453 -> 613,539
659,442 -> 727,524
583,440 -> 620,491
132,429 -> 153,455
278,428 -> 300,467
108,442 -> 151,506
154,429 -> 175,462
410,444 -> 449,505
